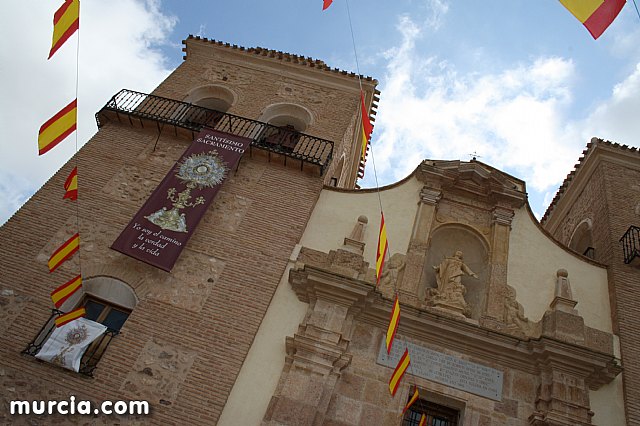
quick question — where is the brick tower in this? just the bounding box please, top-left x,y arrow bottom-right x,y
0,35 -> 377,424
541,138 -> 640,425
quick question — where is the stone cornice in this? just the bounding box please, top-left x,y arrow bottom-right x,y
290,263 -> 621,390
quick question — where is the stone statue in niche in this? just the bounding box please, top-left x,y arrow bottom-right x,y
428,250 -> 478,317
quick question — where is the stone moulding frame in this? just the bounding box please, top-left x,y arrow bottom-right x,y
281,261 -> 621,425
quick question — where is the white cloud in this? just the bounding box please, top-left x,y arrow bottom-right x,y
423,0 -> 449,31
582,62 -> 640,146
0,0 -> 176,224
364,15 -> 640,216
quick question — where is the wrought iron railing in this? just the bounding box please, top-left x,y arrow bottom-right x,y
620,225 -> 640,265
96,89 -> 334,174
22,309 -> 119,377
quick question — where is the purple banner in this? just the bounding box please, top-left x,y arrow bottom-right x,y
111,129 -> 251,271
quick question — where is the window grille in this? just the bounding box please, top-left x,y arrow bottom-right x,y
403,399 -> 459,426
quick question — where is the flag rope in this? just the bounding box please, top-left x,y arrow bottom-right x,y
72,1 -> 83,273
342,0 -> 423,414
633,0 -> 640,21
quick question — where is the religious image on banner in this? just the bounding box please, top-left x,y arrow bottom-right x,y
111,129 -> 252,272
145,151 -> 228,233
36,318 -> 107,372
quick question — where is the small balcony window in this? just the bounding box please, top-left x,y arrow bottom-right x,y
23,277 -> 135,376
403,399 -> 460,426
620,225 -> 640,265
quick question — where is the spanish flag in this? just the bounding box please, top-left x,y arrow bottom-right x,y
418,414 -> 427,426
386,296 -> 400,354
63,167 -> 78,200
389,348 -> 411,396
38,99 -> 77,155
48,233 -> 80,272
323,0 -> 333,10
559,0 -> 625,39
401,386 -> 420,416
359,91 -> 373,177
49,0 -> 80,59
54,307 -> 85,327
376,212 -> 388,285
51,275 -> 82,309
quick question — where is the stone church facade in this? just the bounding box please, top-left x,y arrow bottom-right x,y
0,36 -> 636,425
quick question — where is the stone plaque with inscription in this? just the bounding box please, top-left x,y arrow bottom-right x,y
377,341 -> 503,401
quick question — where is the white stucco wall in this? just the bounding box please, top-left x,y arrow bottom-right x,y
218,246 -> 308,426
589,335 -> 625,425
300,177 -> 423,266
508,208 -> 612,333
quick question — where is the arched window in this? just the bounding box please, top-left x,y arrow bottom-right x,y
569,219 -> 595,259
181,85 -> 236,128
257,103 -> 313,153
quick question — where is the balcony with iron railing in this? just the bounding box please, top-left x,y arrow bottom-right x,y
620,225 -> 640,266
95,89 -> 334,175
22,309 -> 119,377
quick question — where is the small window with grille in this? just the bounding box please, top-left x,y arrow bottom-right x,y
402,399 -> 459,426
79,295 -> 131,373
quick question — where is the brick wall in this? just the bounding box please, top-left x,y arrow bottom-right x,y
0,121 -> 323,424
601,161 -> 640,425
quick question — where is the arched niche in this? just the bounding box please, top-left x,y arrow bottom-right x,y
184,84 -> 236,112
259,102 -> 313,132
60,276 -> 138,312
423,224 -> 489,320
569,218 -> 594,259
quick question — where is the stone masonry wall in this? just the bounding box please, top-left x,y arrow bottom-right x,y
316,322 -> 537,426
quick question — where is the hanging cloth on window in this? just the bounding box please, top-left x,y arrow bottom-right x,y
36,317 -> 107,372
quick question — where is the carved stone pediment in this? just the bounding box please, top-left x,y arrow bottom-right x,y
417,159 -> 526,208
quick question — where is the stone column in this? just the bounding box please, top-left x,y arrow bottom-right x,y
529,367 -> 594,426
484,206 -> 514,320
263,265 -> 369,426
397,187 -> 441,305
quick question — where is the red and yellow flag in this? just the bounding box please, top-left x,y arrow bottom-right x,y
48,233 -> 80,272
389,348 -> 411,396
63,167 -> 78,200
559,0 -> 625,39
38,99 -> 77,155
323,0 -> 333,10
401,386 -> 420,416
376,212 -> 388,285
51,275 -> 82,309
386,296 -> 400,354
54,307 -> 85,327
49,0 -> 80,59
358,91 -> 373,176
418,414 -> 427,426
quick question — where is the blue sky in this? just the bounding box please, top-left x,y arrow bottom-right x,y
2,0 -> 640,224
